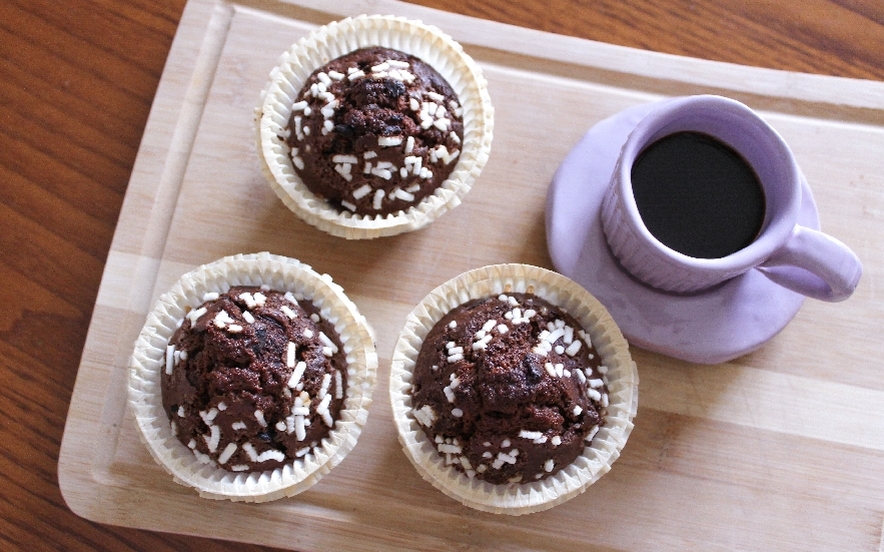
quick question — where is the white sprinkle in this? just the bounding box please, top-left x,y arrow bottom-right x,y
598,365 -> 609,375
352,184 -> 372,200
587,388 -> 602,402
165,345 -> 175,375
348,69 -> 365,80
202,291 -> 219,302
213,309 -> 234,328
310,313 -> 321,323
371,62 -> 390,73
328,70 -> 345,80
573,405 -> 583,416
231,464 -> 249,472
405,135 -> 415,153
303,328 -> 314,339
317,71 -> 331,86
586,425 -> 600,442
413,404 -> 436,427
186,306 -> 206,326
576,368 -> 587,384
434,118 -> 451,131
551,436 -> 562,447
255,449 -> 286,463
334,163 -> 353,181
201,408 -> 218,423
565,340 -> 583,356
371,167 -> 393,180
218,442 -> 237,464
378,136 -> 403,147
317,394 -> 334,427
319,331 -> 339,354
188,439 -> 196,449
341,200 -> 356,211
449,131 -> 461,144
203,425 -> 220,453
438,443 -> 462,454
447,353 -> 464,363
292,100 -> 308,111
373,189 -> 385,210
588,378 -> 605,389
288,361 -> 307,388
501,439 -> 511,448
294,415 -> 306,441
238,292 -> 257,308
318,372 -> 332,401
393,188 -> 415,202
255,409 -> 267,428
332,154 -> 358,164
544,362 -> 558,377
428,92 -> 445,102
286,341 -> 297,368
335,370 -> 343,400
226,324 -> 243,333
544,459 -> 554,473
443,386 -> 456,403
242,311 -> 255,324
232,421 -> 247,431
519,430 -> 543,441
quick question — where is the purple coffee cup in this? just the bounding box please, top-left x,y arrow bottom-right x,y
600,95 -> 861,301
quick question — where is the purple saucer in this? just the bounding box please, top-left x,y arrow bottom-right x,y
546,100 -> 818,364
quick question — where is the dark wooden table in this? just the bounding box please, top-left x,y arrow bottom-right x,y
1,0 -> 882,549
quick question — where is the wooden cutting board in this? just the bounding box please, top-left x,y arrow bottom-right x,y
58,0 -> 884,549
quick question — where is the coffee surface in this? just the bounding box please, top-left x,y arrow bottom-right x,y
631,131 -> 765,259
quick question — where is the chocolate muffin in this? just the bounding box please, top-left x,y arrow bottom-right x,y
410,293 -> 608,485
129,253 -> 377,502
286,47 -> 464,217
162,286 -> 348,473
390,264 -> 638,515
256,15 -> 494,239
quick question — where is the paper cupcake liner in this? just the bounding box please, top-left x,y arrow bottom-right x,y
390,264 -> 639,515
256,14 -> 494,239
128,252 -> 378,502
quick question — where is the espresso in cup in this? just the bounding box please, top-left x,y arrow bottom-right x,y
631,131 -> 766,259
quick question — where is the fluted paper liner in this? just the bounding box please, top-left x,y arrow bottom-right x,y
256,14 -> 494,239
390,264 -> 639,515
128,252 -> 378,502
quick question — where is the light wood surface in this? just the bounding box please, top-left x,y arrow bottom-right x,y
3,0 -> 884,550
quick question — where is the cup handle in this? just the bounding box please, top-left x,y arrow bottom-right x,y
757,225 -> 862,302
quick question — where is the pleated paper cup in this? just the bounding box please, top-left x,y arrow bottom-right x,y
128,252 -> 378,502
390,264 -> 639,515
256,14 -> 494,239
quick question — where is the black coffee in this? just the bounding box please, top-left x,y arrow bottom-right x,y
631,131 -> 765,259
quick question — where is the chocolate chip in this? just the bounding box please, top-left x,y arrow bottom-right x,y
383,79 -> 405,98
522,354 -> 544,384
333,123 -> 355,138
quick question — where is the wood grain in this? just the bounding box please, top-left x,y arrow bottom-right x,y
1,0 -> 882,550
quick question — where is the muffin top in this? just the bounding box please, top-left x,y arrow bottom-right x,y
410,292 -> 609,485
161,286 -> 348,473
285,47 -> 465,216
